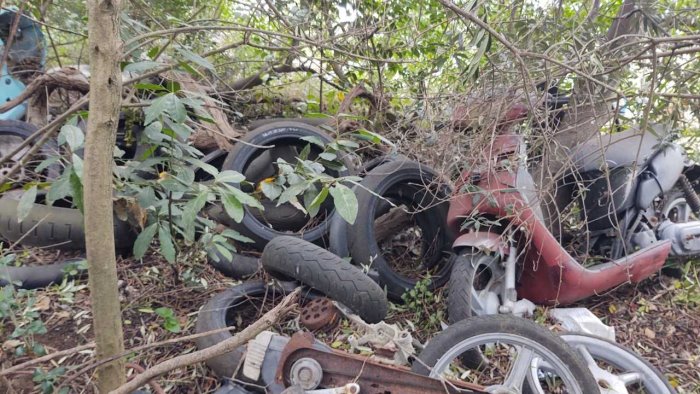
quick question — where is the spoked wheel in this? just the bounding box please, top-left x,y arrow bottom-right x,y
559,333 -> 676,394
448,251 -> 506,321
412,315 -> 599,394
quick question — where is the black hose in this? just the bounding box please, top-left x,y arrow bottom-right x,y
0,259 -> 85,289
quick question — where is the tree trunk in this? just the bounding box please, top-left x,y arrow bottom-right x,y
85,0 -> 126,392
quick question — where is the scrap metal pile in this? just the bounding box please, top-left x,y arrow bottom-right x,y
0,7 -> 689,394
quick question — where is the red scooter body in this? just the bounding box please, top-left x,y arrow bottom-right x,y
447,105 -> 672,305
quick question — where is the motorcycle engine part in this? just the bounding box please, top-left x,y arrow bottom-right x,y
580,167 -> 637,231
243,331 -> 275,382
276,332 -> 484,394
412,315 -> 599,394
300,297 -> 340,332
336,304 -> 415,366
281,383 -> 360,394
289,358 -> 324,389
549,308 -> 615,341
658,220 -> 700,256
560,333 -> 676,394
679,174 -> 700,214
636,144 -> 686,209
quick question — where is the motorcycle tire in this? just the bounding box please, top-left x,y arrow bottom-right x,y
220,121 -> 354,250
247,117 -> 331,131
346,159 -> 454,300
560,333 -> 676,394
0,119 -> 60,181
262,236 -> 388,323
0,258 -> 85,289
328,154 -> 407,258
194,280 -> 298,379
447,251 -> 504,320
0,190 -> 135,251
207,247 -> 261,280
412,315 -> 599,394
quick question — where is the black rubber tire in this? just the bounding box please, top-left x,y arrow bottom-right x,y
346,159 -> 454,300
447,251 -> 500,322
328,154 -> 407,258
0,190 -> 135,251
247,117 -> 332,131
412,315 -> 599,393
0,258 -> 85,289
220,121 -> 353,250
262,236 -> 388,323
207,247 -> 261,280
0,119 -> 60,180
195,280 -> 297,379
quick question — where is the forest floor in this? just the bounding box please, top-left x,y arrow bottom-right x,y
1,248 -> 699,393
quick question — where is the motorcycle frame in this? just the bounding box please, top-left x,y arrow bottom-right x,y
446,105 -> 672,305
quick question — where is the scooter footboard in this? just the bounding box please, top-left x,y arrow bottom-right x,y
517,240 -> 671,305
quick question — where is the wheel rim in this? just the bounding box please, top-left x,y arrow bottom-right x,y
556,334 -> 673,394
429,332 -> 584,394
470,256 -> 505,316
663,197 -> 693,223
0,134 -> 28,181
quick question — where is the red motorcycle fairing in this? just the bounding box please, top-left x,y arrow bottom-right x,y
447,134 -> 672,305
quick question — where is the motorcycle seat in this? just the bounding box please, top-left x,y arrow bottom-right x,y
571,127 -> 665,173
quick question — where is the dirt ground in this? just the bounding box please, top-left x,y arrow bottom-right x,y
1,250 -> 698,393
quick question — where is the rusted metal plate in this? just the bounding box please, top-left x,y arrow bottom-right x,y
276,332 -> 485,394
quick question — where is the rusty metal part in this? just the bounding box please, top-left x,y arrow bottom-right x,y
276,332 -> 485,394
300,297 -> 340,331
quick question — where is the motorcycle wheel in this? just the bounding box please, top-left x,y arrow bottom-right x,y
559,333 -> 676,394
412,315 -> 599,394
662,188 -> 699,223
448,250 -> 505,320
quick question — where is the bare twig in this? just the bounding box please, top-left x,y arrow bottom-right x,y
109,288 -> 300,394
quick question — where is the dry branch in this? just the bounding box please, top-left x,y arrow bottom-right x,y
109,287 -> 301,394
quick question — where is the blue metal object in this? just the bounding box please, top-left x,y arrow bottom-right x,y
0,8 -> 46,121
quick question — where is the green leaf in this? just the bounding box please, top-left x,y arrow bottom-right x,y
329,184 -> 358,225
181,192 -> 209,240
144,93 -> 187,125
222,194 -> 244,223
215,170 -> 245,184
134,223 -> 158,259
227,187 -> 264,210
47,169 -> 73,205
69,169 -> 84,213
176,47 -> 214,70
319,152 -> 337,161
17,185 -> 37,223
306,186 -> 328,217
35,156 -> 60,173
124,61 -> 162,73
58,125 -> 84,151
260,181 -> 282,200
158,226 -> 177,263
277,182 -> 309,206
300,135 -> 325,147
220,229 -> 254,243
